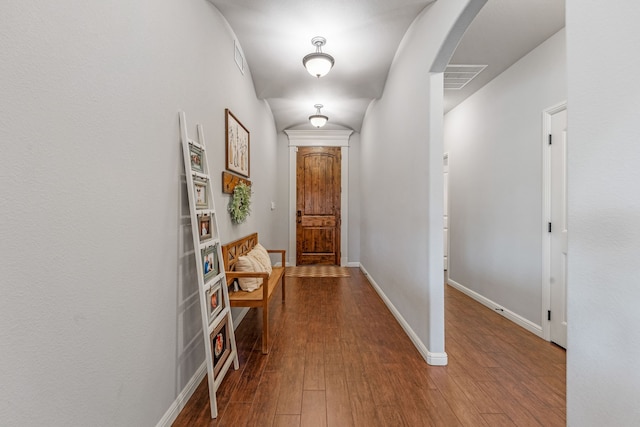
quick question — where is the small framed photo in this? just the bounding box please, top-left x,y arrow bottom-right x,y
211,316 -> 231,377
206,282 -> 224,324
201,244 -> 219,283
193,177 -> 208,209
189,143 -> 204,173
198,213 -> 212,241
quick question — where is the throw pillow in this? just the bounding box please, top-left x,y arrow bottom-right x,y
248,243 -> 272,276
234,255 -> 263,292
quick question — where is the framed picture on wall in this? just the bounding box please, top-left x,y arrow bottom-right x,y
206,282 -> 224,324
211,316 -> 231,377
193,177 -> 208,209
198,213 -> 212,242
225,109 -> 250,178
189,143 -> 204,173
201,244 -> 219,283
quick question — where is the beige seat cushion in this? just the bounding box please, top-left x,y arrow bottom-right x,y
235,255 -> 264,292
248,243 -> 272,276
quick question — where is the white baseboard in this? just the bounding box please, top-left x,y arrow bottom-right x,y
273,261 -> 293,267
155,362 -> 207,427
346,262 -> 360,268
359,265 -> 448,366
426,352 -> 449,366
447,278 -> 544,338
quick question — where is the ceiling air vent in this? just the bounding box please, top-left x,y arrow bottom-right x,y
444,64 -> 487,90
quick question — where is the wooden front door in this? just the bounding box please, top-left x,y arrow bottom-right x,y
296,146 -> 341,265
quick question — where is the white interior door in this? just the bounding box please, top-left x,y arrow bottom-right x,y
444,153 -> 449,271
550,108 -> 568,348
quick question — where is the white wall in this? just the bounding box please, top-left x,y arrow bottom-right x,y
348,133 -> 361,264
566,1 -> 640,425
443,29 -> 566,328
274,132 -> 292,254
359,0 -> 485,363
0,1 -> 279,425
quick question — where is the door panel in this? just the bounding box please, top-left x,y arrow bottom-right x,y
550,109 -> 568,348
296,147 -> 341,265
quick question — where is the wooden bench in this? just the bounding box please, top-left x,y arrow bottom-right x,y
221,233 -> 285,354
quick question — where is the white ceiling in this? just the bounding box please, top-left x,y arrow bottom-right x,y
209,0 -> 565,132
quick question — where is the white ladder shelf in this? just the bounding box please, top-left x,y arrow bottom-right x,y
179,111 -> 239,419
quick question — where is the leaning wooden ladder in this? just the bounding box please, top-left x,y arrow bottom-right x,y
179,111 -> 238,418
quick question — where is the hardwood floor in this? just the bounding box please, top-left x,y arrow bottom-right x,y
172,268 -> 565,426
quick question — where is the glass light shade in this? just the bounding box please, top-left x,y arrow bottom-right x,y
302,53 -> 335,78
309,114 -> 328,128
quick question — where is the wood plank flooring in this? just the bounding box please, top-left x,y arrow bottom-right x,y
172,268 -> 565,426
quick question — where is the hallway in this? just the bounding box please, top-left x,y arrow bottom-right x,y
173,268 -> 565,426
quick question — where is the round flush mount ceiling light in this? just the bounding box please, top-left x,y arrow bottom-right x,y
309,104 -> 328,128
302,37 -> 335,78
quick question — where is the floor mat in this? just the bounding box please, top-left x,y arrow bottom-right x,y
284,266 -> 351,278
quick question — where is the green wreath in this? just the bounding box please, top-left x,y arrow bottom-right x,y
228,181 -> 252,224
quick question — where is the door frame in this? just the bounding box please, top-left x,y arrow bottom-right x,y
284,130 -> 353,266
443,152 -> 449,274
541,101 -> 567,342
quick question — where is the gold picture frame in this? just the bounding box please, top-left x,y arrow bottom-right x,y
225,109 -> 250,178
